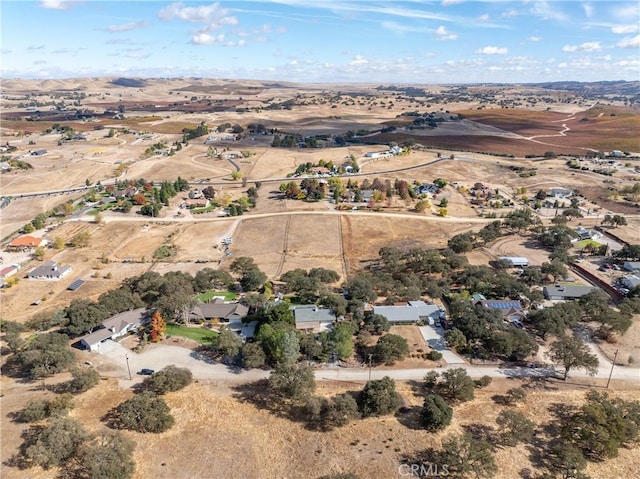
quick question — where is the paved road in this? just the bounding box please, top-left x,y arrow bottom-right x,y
97,340 -> 640,386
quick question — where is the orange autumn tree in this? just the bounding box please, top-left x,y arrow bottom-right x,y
149,310 -> 166,342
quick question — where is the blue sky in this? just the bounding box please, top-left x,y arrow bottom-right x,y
2,1 -> 639,83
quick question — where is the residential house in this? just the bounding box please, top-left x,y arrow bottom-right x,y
415,184 -> 439,196
550,187 -> 573,198
28,261 -> 72,280
189,299 -> 249,323
365,151 -> 386,158
475,299 -> 526,326
373,300 -> 444,325
543,284 -> 596,300
622,262 -> 640,273
574,226 -> 602,241
293,305 -> 336,333
183,198 -> 210,209
619,275 -> 640,290
7,235 -> 47,251
0,161 -> 11,171
188,188 -> 204,199
113,188 -> 138,200
30,149 -> 47,156
79,308 -> 148,351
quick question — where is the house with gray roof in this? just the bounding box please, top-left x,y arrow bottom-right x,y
28,261 -> 72,280
79,308 -> 148,351
189,300 -> 249,323
543,284 -> 596,300
623,262 -> 640,273
475,299 -> 526,326
293,305 -> 335,332
373,300 -> 444,325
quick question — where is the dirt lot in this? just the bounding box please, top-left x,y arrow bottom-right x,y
2,374 -> 638,479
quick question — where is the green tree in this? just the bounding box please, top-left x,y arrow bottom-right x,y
213,327 -> 243,362
445,329 -> 467,351
15,394 -> 74,423
547,335 -> 599,380
505,387 -> 527,405
331,322 -> 354,360
145,365 -> 193,394
24,416 -> 89,469
421,394 -> 453,431
496,410 -> 535,446
438,368 -> 475,403
110,391 -> 174,433
67,367 -> 101,394
434,433 -> 497,479
268,363 -> 316,403
75,431 -> 135,479
306,393 -> 360,431
16,332 -> 75,378
241,342 -> 266,369
357,376 -> 400,417
373,333 -> 409,364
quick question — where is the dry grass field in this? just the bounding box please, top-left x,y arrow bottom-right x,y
2,375 -> 638,479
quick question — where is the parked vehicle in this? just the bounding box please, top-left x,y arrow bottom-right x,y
138,368 -> 154,376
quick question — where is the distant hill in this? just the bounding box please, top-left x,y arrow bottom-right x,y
531,81 -> 640,97
110,78 -> 147,88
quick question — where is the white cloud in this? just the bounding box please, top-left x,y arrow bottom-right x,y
501,9 -> 519,18
191,33 -> 225,45
107,21 -> 148,33
434,25 -> 457,41
39,0 -> 76,10
529,36 -> 542,42
478,14 -> 489,22
612,24 -> 639,34
350,55 -> 368,65
529,1 -> 567,21
158,2 -> 237,25
476,46 -> 508,55
562,41 -> 602,52
442,0 -> 464,5
583,4 -> 594,18
616,35 -> 640,49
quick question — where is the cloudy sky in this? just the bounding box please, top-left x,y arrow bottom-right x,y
2,0 -> 639,83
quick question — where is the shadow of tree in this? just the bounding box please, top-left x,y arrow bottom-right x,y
3,425 -> 44,470
395,405 -> 424,431
462,423 -> 497,446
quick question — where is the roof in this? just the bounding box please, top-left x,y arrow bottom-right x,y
9,235 -> 45,248
28,261 -> 72,279
499,256 -> 528,264
227,320 -> 258,339
543,284 -> 595,299
191,302 -> 249,320
623,261 -> 640,271
477,300 -> 523,310
372,302 -> 442,323
67,279 -> 85,291
620,275 -> 640,288
0,265 -> 18,277
293,306 -> 336,324
80,328 -> 113,346
103,308 -> 148,331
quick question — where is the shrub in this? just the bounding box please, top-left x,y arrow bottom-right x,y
15,394 -> 74,423
427,350 -> 443,361
146,365 -> 193,394
67,367 -> 100,394
421,394 -> 453,431
357,376 -> 401,417
110,391 -> 174,433
474,375 -> 493,388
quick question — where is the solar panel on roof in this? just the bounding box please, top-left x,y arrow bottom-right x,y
67,279 -> 85,291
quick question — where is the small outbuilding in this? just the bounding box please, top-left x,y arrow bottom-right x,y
499,257 -> 529,267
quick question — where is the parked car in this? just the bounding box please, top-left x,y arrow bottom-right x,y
138,368 -> 154,376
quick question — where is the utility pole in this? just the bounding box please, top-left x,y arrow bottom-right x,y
606,349 -> 618,389
368,354 -> 373,381
125,354 -> 132,380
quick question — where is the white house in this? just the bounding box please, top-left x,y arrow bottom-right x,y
28,261 -> 72,280
79,308 -> 148,351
